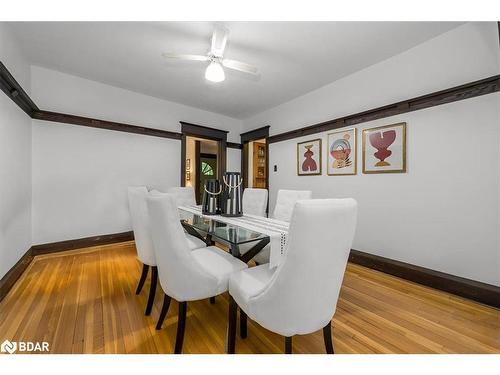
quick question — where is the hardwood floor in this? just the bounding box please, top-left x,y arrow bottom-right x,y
0,242 -> 498,354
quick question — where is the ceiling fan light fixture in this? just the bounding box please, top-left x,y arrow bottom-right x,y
205,61 -> 225,82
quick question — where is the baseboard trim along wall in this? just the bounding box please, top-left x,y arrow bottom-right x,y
30,231 -> 134,256
349,249 -> 500,309
0,231 -> 134,302
1,233 -> 498,308
0,247 -> 34,302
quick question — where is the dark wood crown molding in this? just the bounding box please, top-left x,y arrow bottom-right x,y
33,110 -> 182,140
0,61 -> 39,116
180,121 -> 229,141
268,75 -> 500,144
240,125 -> 270,143
227,142 -> 243,149
1,60 -> 498,145
349,249 -> 500,309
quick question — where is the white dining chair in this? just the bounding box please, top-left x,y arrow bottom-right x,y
251,189 -> 312,264
167,186 -> 197,207
242,188 -> 268,217
272,189 -> 313,221
226,198 -> 357,354
127,187 -> 206,317
147,193 -> 248,353
149,189 -> 207,250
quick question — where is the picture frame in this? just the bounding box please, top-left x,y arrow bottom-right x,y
327,128 -> 357,176
297,138 -> 322,176
362,122 -> 406,174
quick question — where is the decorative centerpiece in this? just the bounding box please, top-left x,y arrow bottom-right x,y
220,172 -> 243,217
201,179 -> 221,215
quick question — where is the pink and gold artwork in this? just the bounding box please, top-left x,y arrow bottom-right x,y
297,139 -> 322,176
327,128 -> 357,175
362,122 -> 406,174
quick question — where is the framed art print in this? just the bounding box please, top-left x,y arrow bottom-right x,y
362,122 -> 406,174
327,128 -> 357,175
297,139 -> 322,176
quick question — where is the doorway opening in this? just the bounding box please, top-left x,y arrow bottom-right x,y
180,121 -> 228,204
245,138 -> 267,188
241,126 -> 270,190
184,136 -> 219,204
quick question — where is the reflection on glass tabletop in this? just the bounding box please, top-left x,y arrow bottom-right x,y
179,210 -> 268,245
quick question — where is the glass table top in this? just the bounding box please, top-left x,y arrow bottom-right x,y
179,209 -> 268,246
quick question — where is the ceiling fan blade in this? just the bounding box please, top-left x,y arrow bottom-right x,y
222,59 -> 259,75
210,26 -> 229,57
161,53 -> 209,62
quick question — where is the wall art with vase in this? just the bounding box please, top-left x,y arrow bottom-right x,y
362,122 -> 406,174
327,128 -> 357,176
297,139 -> 322,176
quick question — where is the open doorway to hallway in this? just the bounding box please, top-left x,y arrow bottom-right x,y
184,136 -> 219,203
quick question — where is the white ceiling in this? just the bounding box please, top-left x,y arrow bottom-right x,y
8,22 -> 463,119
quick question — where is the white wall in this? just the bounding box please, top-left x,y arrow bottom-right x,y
245,23 -> 499,137
243,22 -> 500,285
227,148 -> 241,173
31,66 -> 243,245
0,24 -> 32,279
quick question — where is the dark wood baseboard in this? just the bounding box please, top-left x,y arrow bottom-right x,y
31,231 -> 134,256
0,248 -> 34,302
3,236 -> 498,309
349,249 -> 500,309
0,231 -> 135,302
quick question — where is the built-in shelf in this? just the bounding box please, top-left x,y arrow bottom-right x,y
253,142 -> 266,188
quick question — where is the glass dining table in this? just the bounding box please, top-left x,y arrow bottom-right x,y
179,208 -> 270,263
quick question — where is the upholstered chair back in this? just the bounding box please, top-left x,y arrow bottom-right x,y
127,186 -> 156,266
146,194 -> 220,301
249,199 -> 357,336
242,188 -> 268,217
272,189 -> 312,222
167,186 -> 197,207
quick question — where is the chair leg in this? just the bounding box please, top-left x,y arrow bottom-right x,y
225,296 -> 238,354
174,301 -> 187,354
145,266 -> 158,316
239,309 -> 247,339
323,321 -> 335,354
135,264 -> 149,294
209,296 -> 216,304
285,336 -> 293,354
156,294 -> 172,330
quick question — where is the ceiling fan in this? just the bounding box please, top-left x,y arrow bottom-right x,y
162,25 -> 259,83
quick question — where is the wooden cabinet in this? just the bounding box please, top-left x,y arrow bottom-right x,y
253,142 -> 266,188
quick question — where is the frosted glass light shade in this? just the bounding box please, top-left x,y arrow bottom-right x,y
205,61 -> 225,82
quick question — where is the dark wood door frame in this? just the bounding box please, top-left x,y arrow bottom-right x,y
240,126 -> 270,190
196,152 -> 217,204
180,121 -> 228,187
